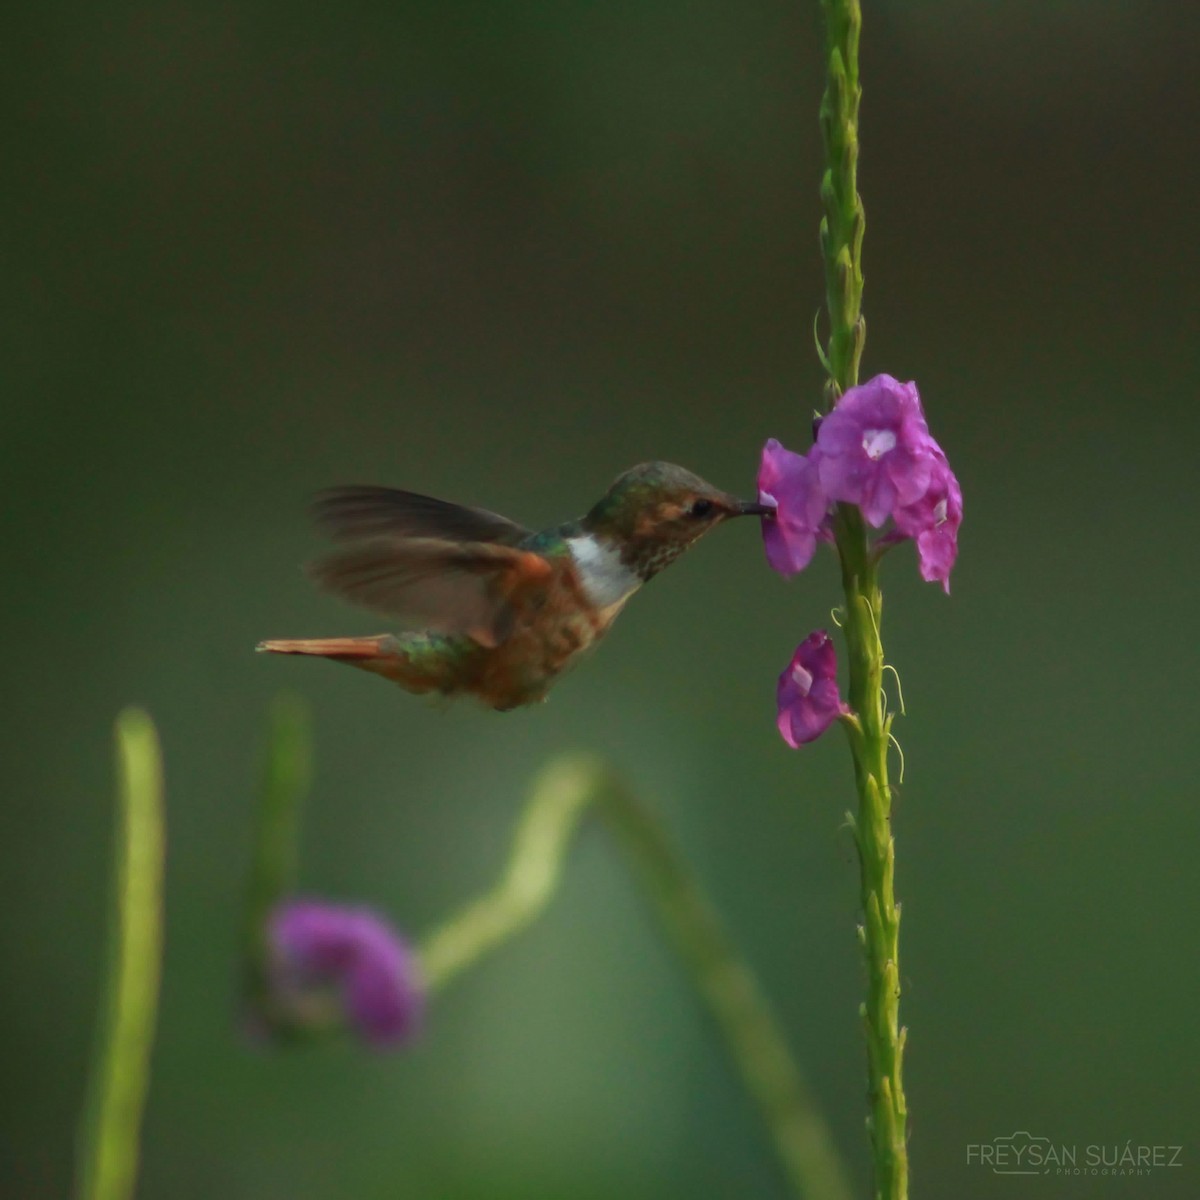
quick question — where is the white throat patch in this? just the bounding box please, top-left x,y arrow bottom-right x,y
568,535 -> 641,609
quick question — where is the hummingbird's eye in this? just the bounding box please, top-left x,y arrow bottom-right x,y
689,498 -> 714,519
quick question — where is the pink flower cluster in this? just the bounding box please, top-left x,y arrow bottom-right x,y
760,375 -> 962,748
758,374 -> 961,592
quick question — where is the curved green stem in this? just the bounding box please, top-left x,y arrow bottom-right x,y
76,710 -> 165,1200
418,756 -> 853,1200
416,757 -> 593,992
818,0 -> 909,1195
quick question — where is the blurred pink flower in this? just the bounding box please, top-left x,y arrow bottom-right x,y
269,898 -> 424,1047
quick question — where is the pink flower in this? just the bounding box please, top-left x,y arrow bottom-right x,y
894,452 -> 962,594
816,375 -> 938,527
776,631 -> 850,747
757,438 -> 829,576
754,373 -> 961,595
269,899 -> 424,1047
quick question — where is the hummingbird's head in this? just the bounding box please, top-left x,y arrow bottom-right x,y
582,461 -> 772,580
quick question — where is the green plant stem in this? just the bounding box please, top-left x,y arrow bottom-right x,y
819,0 -> 865,408
836,514 -> 907,1200
418,756 -> 853,1200
76,709 -> 165,1200
818,0 -> 909,1196
241,693 -> 311,1029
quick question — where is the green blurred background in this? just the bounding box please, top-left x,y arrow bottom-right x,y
5,1 -> 1199,1197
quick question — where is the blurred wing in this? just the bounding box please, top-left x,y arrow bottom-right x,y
308,537 -> 552,648
313,486 -> 530,546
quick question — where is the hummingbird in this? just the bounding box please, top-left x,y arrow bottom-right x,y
258,462 -> 772,711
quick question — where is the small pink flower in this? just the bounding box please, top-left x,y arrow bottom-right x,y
894,452 -> 962,594
269,899 -> 424,1047
816,375 -> 937,527
757,438 -> 829,576
776,631 -> 850,747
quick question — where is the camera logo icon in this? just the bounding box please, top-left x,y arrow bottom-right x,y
967,1130 -> 1051,1175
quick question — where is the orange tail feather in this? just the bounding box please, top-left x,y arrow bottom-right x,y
257,636 -> 393,659
256,634 -> 441,693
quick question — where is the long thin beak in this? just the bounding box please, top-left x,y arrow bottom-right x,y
735,499 -> 774,517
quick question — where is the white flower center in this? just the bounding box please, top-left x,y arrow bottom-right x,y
790,663 -> 814,696
861,428 -> 897,460
933,498 -> 948,526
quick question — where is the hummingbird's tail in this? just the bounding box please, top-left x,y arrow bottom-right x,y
256,633 -> 459,695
